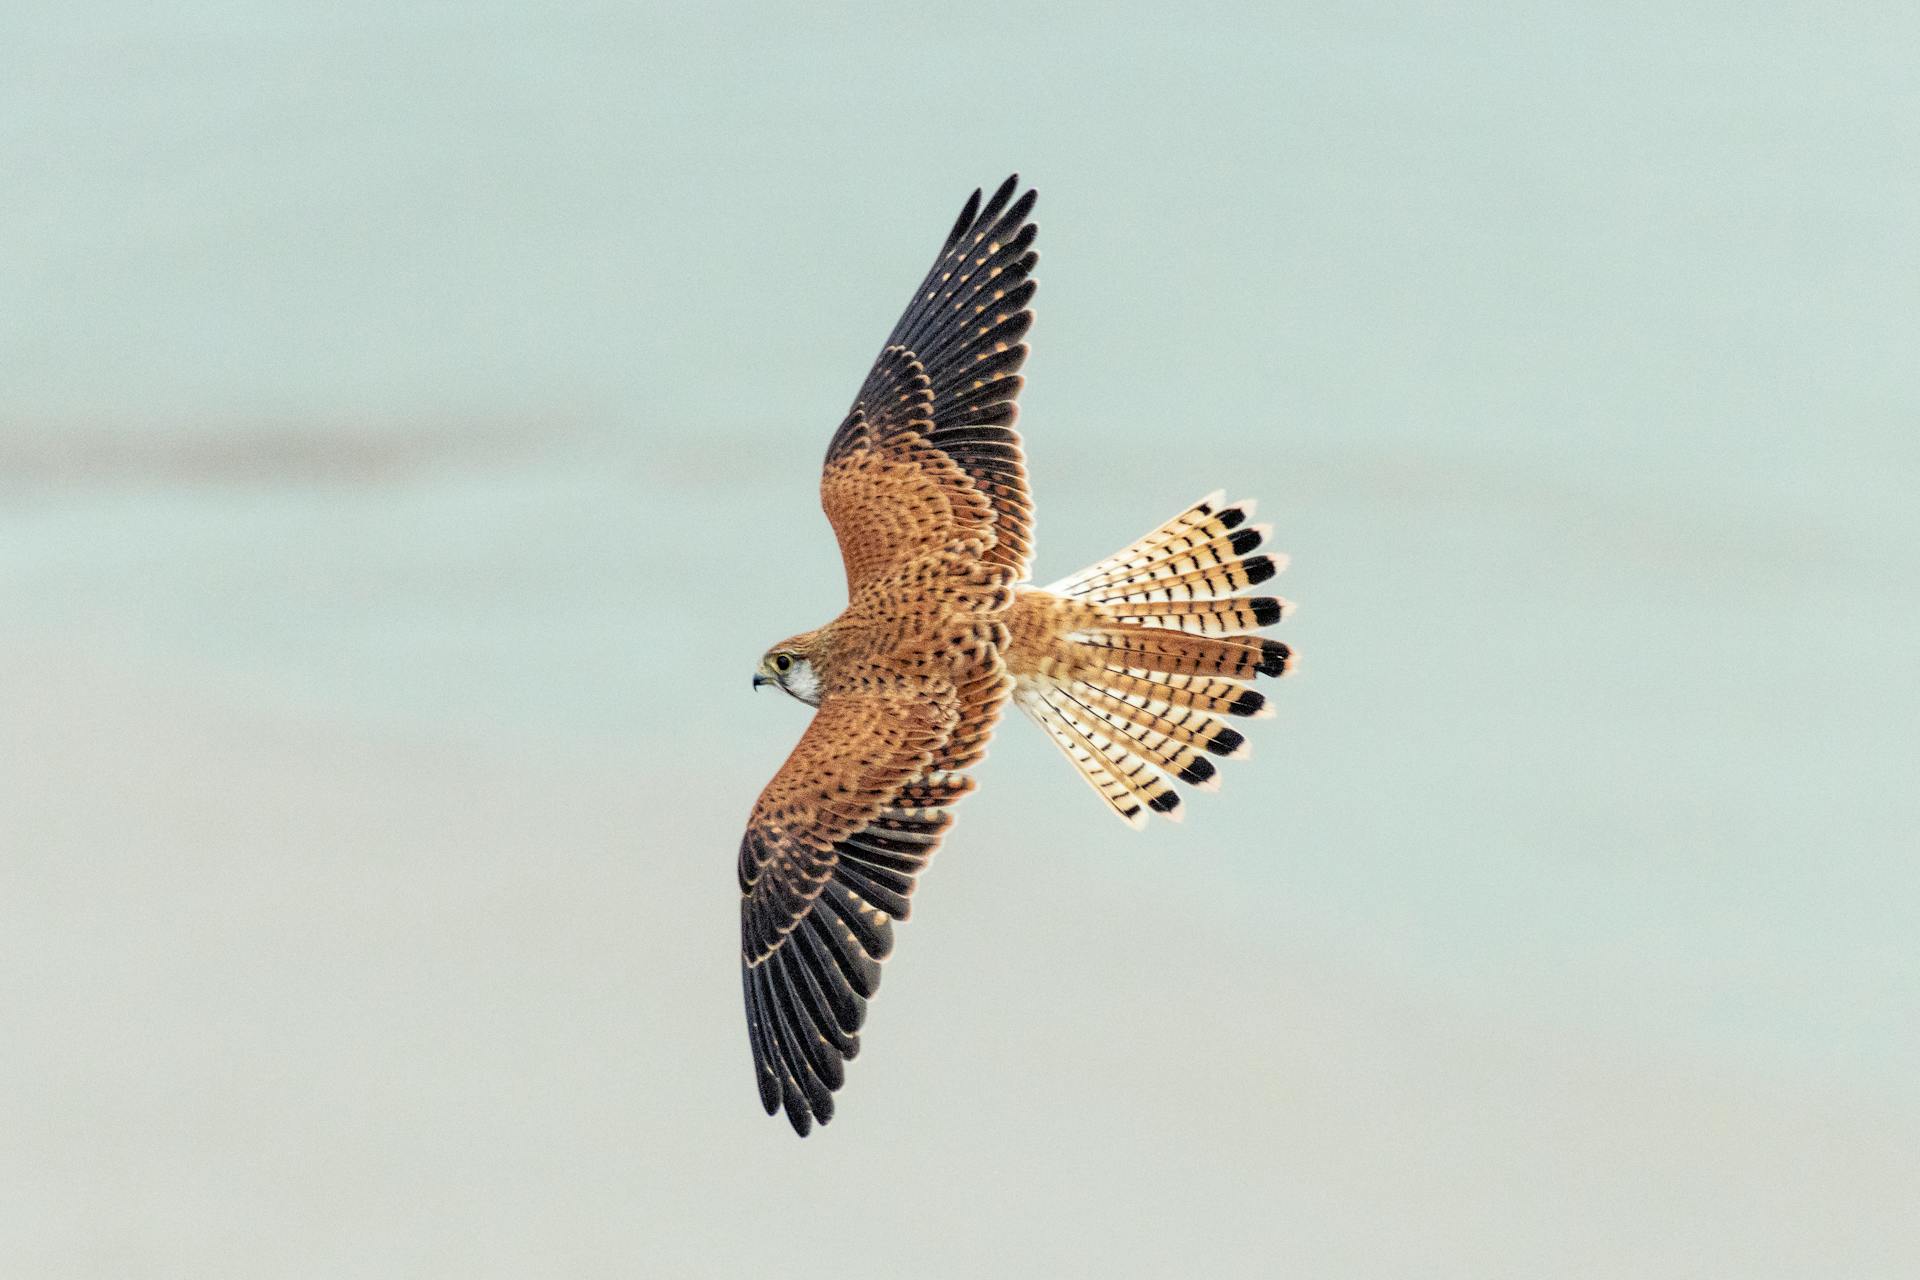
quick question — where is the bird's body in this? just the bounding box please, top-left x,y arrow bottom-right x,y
740,177 -> 1293,1134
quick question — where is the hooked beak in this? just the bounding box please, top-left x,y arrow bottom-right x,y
752,673 -> 771,689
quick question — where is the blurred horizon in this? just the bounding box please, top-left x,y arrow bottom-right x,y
5,3 -> 1916,1276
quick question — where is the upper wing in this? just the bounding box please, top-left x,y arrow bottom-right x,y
738,666 -> 1008,1135
821,176 -> 1039,592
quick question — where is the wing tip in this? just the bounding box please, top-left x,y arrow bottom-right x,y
947,187 -> 985,248
949,174 -> 1038,248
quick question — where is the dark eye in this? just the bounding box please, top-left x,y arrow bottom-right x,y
773,654 -> 793,673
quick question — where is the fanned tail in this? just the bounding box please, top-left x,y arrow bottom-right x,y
1018,492 -> 1293,826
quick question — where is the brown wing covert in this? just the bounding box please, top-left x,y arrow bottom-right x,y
824,176 -> 1039,581
738,667 -> 1006,1136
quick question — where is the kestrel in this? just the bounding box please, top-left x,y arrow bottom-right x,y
742,176 -> 1293,1135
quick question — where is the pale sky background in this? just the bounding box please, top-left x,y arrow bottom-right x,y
4,3 -> 1917,1276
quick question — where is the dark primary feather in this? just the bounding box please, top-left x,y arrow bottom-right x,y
741,778 -> 964,1136
826,176 -> 1040,577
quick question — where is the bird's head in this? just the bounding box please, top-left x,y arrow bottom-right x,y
753,632 -> 824,707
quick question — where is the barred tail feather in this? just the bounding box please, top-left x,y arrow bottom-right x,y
1023,493 -> 1293,826
1067,627 -> 1292,681
1104,595 -> 1291,634
1043,491 -> 1234,595
1047,681 -> 1221,790
1043,493 -> 1284,602
1014,686 -> 1182,828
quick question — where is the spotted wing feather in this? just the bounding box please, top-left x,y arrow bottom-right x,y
739,677 -> 1006,1136
823,176 -> 1039,587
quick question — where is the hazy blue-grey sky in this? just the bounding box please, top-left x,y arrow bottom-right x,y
4,3 -> 1916,1276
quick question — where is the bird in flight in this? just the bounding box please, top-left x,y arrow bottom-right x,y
740,176 -> 1293,1134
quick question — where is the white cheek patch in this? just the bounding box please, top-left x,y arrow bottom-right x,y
785,662 -> 823,706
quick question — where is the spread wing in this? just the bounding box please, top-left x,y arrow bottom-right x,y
738,666 -> 1008,1136
821,176 -> 1039,592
